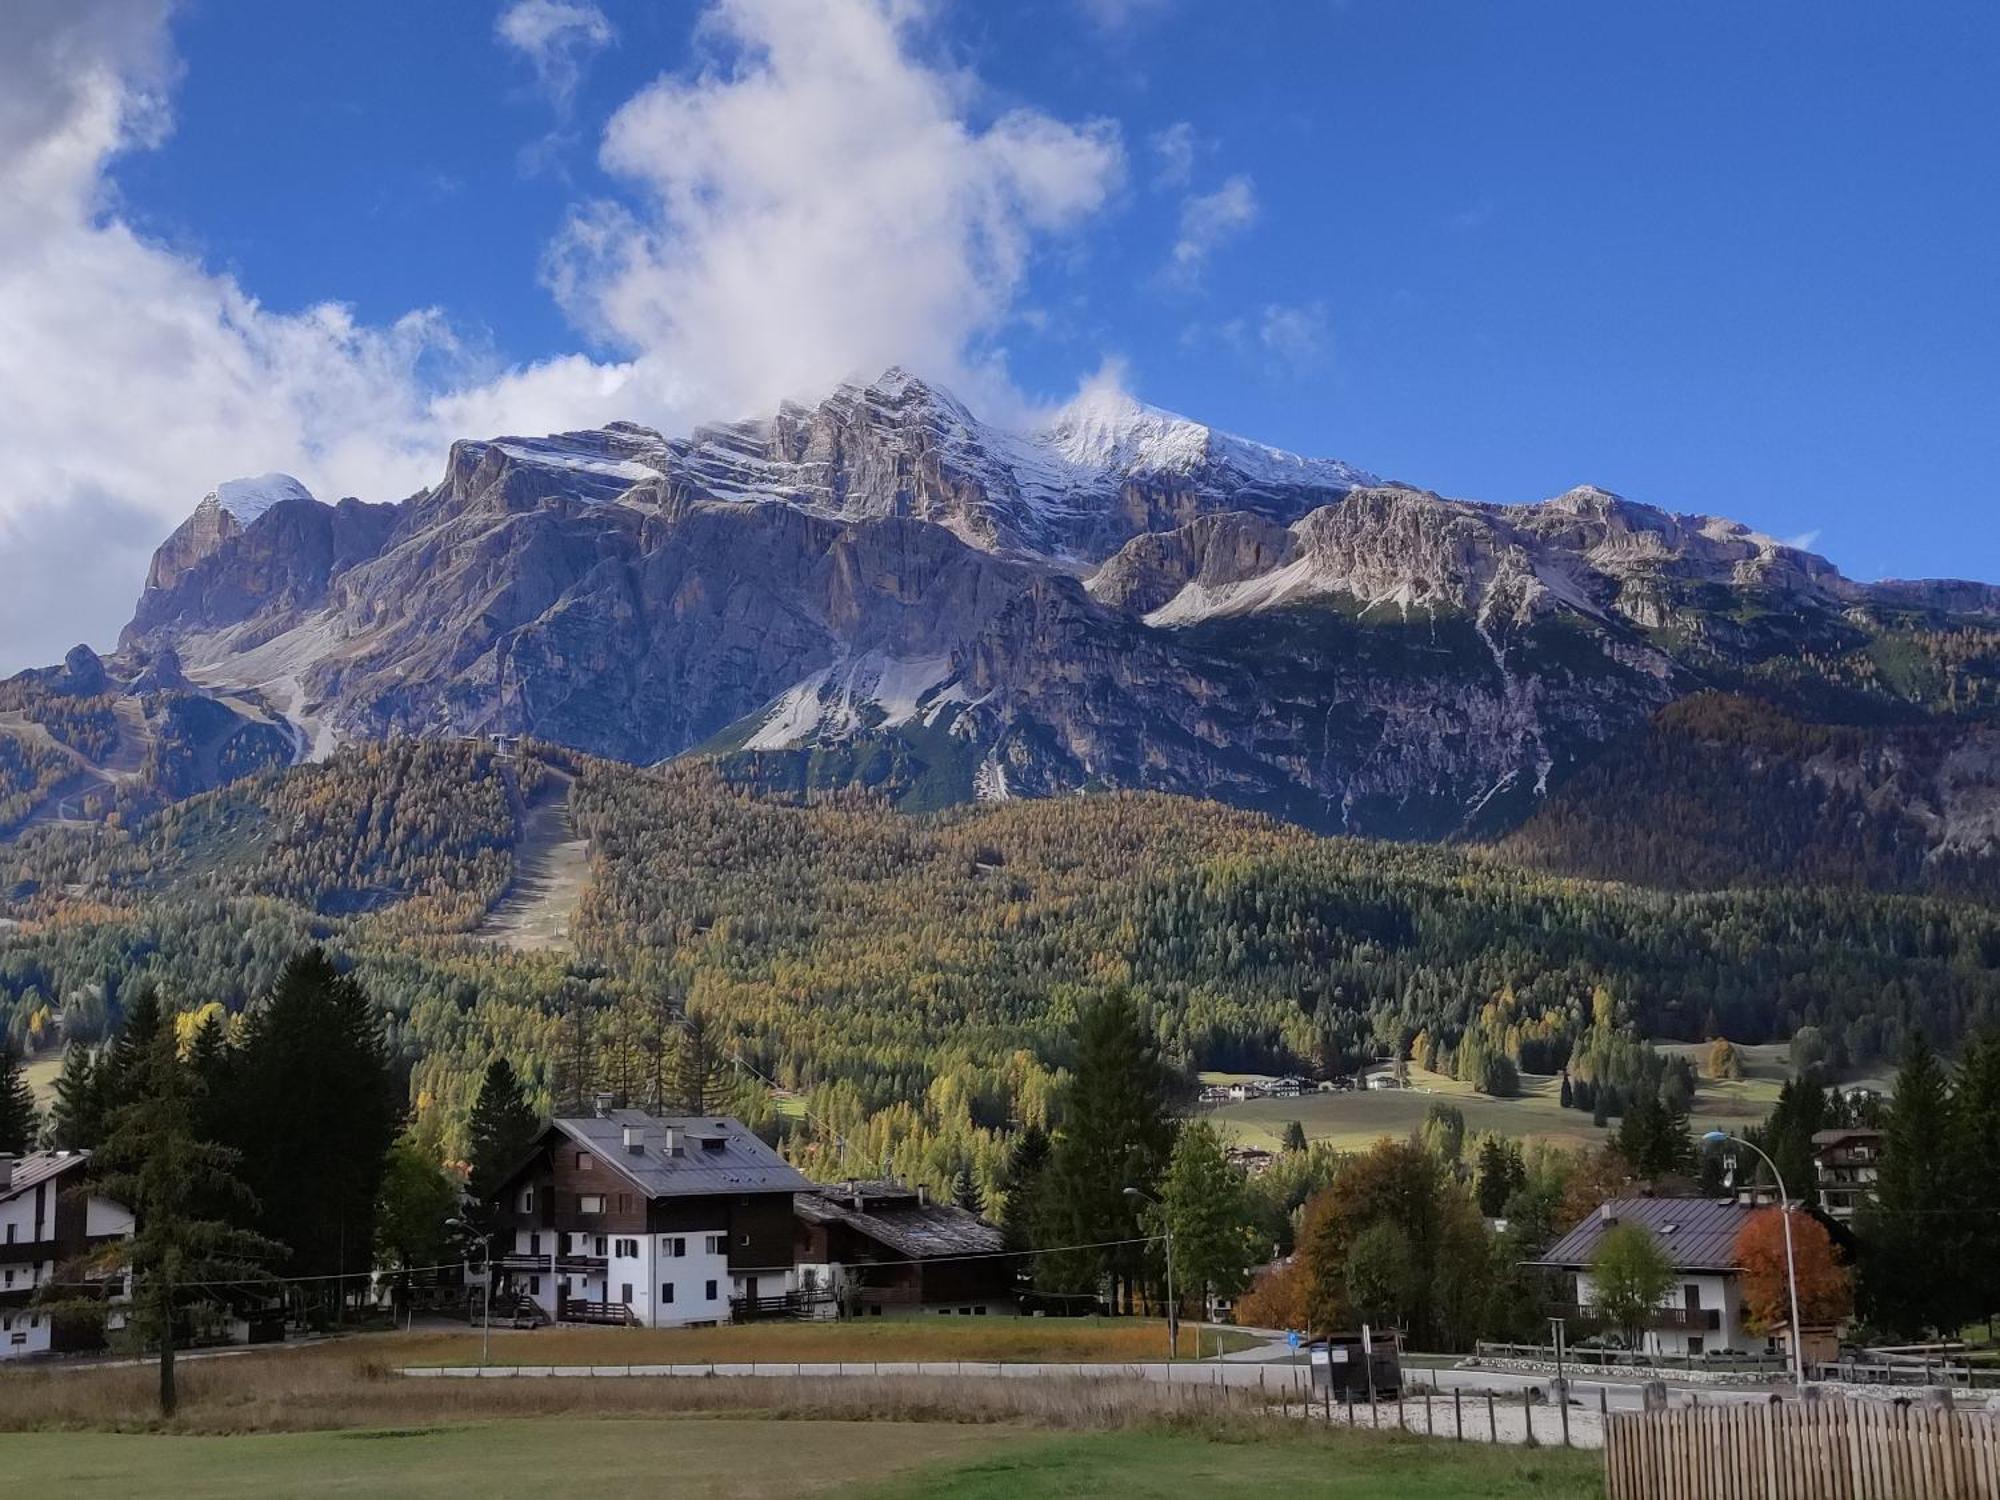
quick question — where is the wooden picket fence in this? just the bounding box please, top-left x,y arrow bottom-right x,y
1605,1398 -> 2000,1500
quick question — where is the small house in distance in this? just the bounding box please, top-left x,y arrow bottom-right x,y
0,1150 -> 134,1360
794,1180 -> 1012,1317
1810,1128 -> 1882,1224
1527,1197 -> 1768,1358
486,1111 -> 814,1328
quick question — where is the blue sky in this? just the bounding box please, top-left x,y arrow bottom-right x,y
2,0 -> 1997,666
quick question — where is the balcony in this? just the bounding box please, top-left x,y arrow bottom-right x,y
497,1252 -> 606,1274
1552,1303 -> 1720,1335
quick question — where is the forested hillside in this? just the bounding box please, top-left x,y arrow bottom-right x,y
1506,693 -> 2000,898
3,742 -> 1997,1188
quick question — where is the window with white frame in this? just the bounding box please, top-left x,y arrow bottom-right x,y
706,1233 -> 727,1255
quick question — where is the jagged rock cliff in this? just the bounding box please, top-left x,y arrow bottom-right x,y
54,368 -> 2000,842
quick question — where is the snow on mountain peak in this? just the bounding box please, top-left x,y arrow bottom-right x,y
1041,380 -> 1213,474
208,473 -> 315,525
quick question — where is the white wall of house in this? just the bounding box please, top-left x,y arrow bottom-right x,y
84,1199 -> 134,1238
1,1307 -> 52,1358
1576,1269 -> 1762,1356
652,1233 -> 731,1326
1,1186 -> 46,1246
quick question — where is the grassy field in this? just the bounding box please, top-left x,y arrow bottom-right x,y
1204,1053 -> 1803,1154
392,1316 -> 1256,1367
0,1417 -> 1003,1499
24,1051 -> 60,1106
0,1416 -> 1604,1500
861,1427 -> 1603,1499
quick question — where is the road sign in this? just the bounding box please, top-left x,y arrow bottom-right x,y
1360,1323 -> 1374,1357
1287,1330 -> 1302,1350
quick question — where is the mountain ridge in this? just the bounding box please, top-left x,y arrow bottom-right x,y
6,367 -> 1997,851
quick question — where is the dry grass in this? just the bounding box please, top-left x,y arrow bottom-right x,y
0,1345 -> 1272,1437
382,1318 -> 1238,1367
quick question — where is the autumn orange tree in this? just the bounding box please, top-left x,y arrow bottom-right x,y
1732,1207 -> 1851,1332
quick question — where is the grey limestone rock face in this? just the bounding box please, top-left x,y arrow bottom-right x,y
98,370 -> 2000,840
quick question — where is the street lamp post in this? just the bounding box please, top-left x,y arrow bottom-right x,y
448,1218 -> 494,1366
1123,1186 -> 1178,1360
1703,1131 -> 1805,1391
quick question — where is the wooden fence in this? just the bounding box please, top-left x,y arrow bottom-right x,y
1605,1398 -> 2000,1500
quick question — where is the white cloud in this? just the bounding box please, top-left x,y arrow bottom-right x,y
1077,0 -> 1172,31
1168,173 -> 1256,284
0,0 -> 1124,670
1149,121 -> 1196,188
1258,301 -> 1329,369
550,0 -> 1125,423
496,0 -> 615,111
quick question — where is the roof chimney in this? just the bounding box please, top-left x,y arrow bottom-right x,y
1598,1203 -> 1617,1225
661,1127 -> 678,1156
917,1183 -> 929,1207
0,1155 -> 12,1192
623,1126 -> 643,1154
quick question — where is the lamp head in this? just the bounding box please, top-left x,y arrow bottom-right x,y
1702,1130 -> 1728,1146
1122,1187 -> 1142,1199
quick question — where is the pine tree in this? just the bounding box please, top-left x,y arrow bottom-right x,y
998,1123 -> 1050,1253
48,1045 -> 102,1150
1859,1032 -> 1965,1337
1034,989 -> 1176,1310
96,983 -> 166,1120
1951,1027 -> 2000,1332
674,1012 -> 733,1116
225,949 -> 399,1312
552,993 -> 598,1116
1280,1119 -> 1308,1153
1559,1072 -> 1574,1110
42,1025 -> 276,1417
0,1048 -> 39,1153
185,1011 -> 233,1142
950,1168 -> 985,1215
466,1057 -> 541,1201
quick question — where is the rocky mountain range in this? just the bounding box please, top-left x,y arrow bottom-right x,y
10,368 -> 2000,857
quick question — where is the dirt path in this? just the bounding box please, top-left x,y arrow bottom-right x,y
475,774 -> 591,950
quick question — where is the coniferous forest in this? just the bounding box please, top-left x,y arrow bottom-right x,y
0,733 -> 1996,1206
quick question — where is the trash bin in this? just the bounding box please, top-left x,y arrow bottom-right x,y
1308,1332 -> 1402,1400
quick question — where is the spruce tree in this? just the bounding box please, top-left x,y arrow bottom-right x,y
185,1011 -> 234,1142
0,1048 -> 39,1153
466,1057 -> 541,1201
998,1123 -> 1051,1253
96,983 -> 166,1119
44,1025 -> 276,1417
1034,989 -> 1176,1310
1859,1032 -> 1964,1337
226,949 -> 399,1312
552,993 -> 598,1116
1952,1027 -> 2000,1333
951,1168 -> 985,1215
674,1012 -> 733,1116
47,1045 -> 102,1150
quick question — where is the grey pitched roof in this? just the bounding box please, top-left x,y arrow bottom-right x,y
550,1111 -> 812,1199
1527,1196 -> 1756,1273
798,1185 -> 1008,1261
0,1150 -> 89,1203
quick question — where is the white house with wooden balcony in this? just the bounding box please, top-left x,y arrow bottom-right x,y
0,1150 -> 134,1360
484,1111 -> 814,1328
1527,1196 -> 1769,1358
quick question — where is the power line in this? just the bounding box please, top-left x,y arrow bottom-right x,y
45,1233 -> 1165,1292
